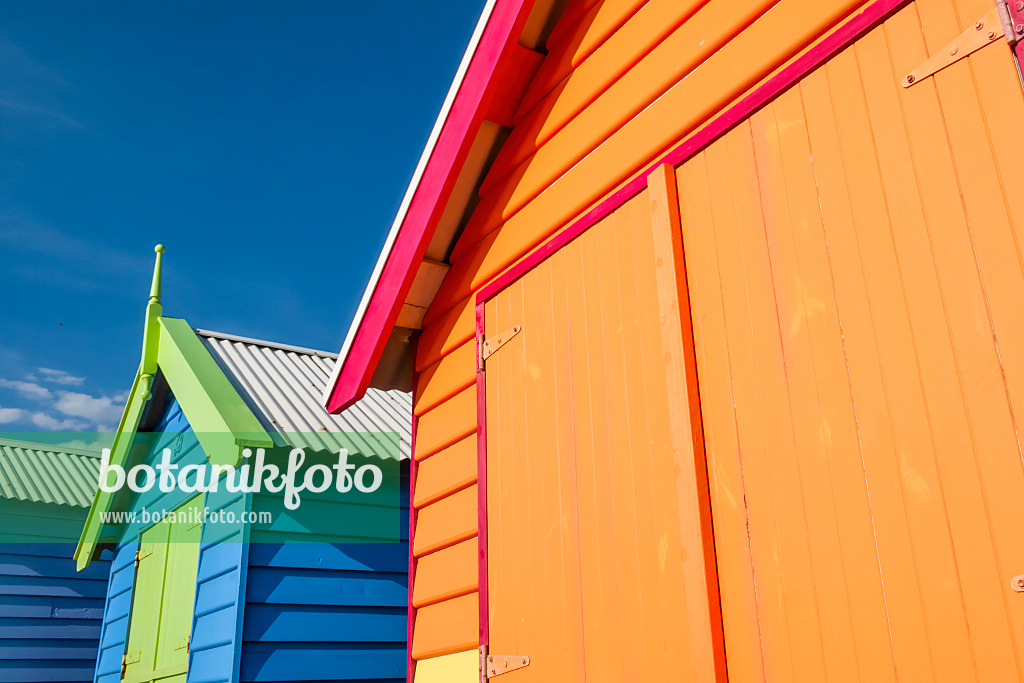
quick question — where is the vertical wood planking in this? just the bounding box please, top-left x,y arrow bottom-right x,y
682,2 -> 1024,679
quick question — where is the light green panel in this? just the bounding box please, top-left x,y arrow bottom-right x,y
122,494 -> 204,683
157,317 -> 273,466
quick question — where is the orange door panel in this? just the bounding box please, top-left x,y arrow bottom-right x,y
682,0 -> 1024,680
482,188 -> 722,682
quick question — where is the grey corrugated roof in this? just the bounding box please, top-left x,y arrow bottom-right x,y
0,438 -> 102,507
196,330 -> 412,460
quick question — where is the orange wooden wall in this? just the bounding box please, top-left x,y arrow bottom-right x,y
481,186 -> 721,682
678,0 -> 1024,678
403,0 -> 1024,677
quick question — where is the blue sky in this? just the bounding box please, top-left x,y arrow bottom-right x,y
0,0 -> 485,433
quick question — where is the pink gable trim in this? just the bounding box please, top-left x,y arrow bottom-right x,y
477,0 -> 911,303
328,0 -> 911,414
325,0 -> 536,413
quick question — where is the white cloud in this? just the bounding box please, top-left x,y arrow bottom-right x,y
0,378 -> 51,400
53,391 -> 123,424
37,367 -> 86,386
0,406 -> 26,423
30,412 -> 89,430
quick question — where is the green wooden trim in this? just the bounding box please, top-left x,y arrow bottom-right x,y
76,248 -> 272,570
157,317 -> 273,465
74,369 -> 155,570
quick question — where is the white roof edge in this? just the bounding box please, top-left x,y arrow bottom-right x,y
195,329 -> 339,359
322,0 -> 501,408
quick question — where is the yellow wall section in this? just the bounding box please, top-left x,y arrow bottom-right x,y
413,648 -> 479,683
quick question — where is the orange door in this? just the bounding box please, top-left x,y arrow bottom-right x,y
482,188 -> 723,682
679,0 -> 1024,680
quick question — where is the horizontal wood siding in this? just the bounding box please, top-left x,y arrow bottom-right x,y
407,0 -> 876,671
425,0 -> 876,328
0,539 -> 110,683
118,396 -> 206,546
93,543 -> 137,683
240,543 -> 407,682
188,488 -> 251,683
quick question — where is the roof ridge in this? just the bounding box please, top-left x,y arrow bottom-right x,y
194,329 -> 339,359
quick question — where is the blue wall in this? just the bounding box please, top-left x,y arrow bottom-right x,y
92,390 -> 410,683
0,533 -> 111,683
94,394 -> 249,683
240,543 -> 407,683
93,543 -> 136,683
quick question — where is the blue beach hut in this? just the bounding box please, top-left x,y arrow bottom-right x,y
75,248 -> 411,683
0,439 -> 112,682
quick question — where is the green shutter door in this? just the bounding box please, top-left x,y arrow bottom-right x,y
122,495 -> 204,683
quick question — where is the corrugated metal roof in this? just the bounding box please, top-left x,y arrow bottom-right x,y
0,439 -> 102,507
196,330 -> 412,460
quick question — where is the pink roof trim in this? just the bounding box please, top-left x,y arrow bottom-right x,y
324,0 -> 534,413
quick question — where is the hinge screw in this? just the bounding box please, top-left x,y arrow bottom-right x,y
1018,578 -> 1024,589
906,74 -> 916,84
990,30 -> 998,39
1017,23 -> 1024,34
949,45 -> 958,55
1017,2 -> 1023,11
976,20 -> 985,29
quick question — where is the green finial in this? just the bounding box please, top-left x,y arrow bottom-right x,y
150,244 -> 165,302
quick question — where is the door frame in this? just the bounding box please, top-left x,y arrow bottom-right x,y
472,0 -> 914,671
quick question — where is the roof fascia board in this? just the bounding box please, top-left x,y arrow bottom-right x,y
73,367 -> 155,570
323,0 -> 534,413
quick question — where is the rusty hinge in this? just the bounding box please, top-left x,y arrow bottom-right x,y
480,645 -> 530,681
122,649 -> 141,674
1012,574 -> 1024,592
478,325 -> 521,370
134,543 -> 153,566
904,5 -> 1014,87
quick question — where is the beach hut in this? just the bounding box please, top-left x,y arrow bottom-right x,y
76,248 -> 411,683
321,0 -> 1024,680
0,438 -> 112,683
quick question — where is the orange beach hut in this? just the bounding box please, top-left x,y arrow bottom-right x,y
323,0 -> 1024,680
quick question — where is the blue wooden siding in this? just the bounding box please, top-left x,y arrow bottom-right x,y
92,542 -> 137,683
118,396 -> 209,546
188,487 -> 249,683
98,393 -> 249,683
94,389 -> 411,683
240,543 -> 407,682
0,539 -> 110,683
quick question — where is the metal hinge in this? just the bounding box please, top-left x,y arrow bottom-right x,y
480,645 -> 530,681
134,544 -> 153,566
478,325 -> 522,370
1012,574 -> 1024,592
904,4 -> 1018,87
122,649 -> 141,674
